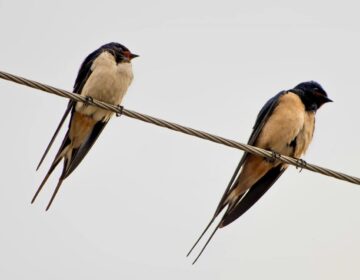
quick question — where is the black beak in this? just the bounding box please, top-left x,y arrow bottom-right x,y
323,96 -> 333,103
130,53 -> 139,59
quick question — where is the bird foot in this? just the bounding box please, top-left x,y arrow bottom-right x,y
84,96 -> 93,106
295,158 -> 307,172
116,105 -> 124,117
265,150 -> 281,163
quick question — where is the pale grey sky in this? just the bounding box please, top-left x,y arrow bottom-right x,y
1,0 -> 360,279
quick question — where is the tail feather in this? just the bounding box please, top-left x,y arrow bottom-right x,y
187,205 -> 230,263
34,144 -> 72,210
40,145 -> 74,210
213,156 -> 247,217
31,155 -> 63,204
62,120 -> 108,180
187,157 -> 248,260
33,112 -> 109,210
36,101 -> 74,171
188,166 -> 286,263
187,216 -> 216,258
220,166 -> 285,228
45,178 -> 65,211
32,133 -> 71,205
191,220 -> 222,265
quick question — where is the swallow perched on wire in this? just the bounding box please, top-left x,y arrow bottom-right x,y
32,42 -> 138,210
187,81 -> 332,264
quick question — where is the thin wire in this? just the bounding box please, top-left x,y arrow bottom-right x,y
0,70 -> 359,185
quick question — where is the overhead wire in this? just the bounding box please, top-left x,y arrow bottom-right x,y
0,70 -> 359,185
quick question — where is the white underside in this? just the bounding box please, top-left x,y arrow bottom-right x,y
75,51 -> 134,121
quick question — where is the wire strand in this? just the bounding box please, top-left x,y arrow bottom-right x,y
0,70 -> 359,185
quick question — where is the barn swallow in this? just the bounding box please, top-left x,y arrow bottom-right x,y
32,42 -> 138,210
187,81 -> 332,264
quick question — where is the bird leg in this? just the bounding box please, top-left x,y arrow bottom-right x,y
265,150 -> 281,163
84,96 -> 93,106
295,158 -> 307,172
116,104 -> 124,117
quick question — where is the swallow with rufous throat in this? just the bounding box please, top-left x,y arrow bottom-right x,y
187,81 -> 332,264
32,42 -> 138,210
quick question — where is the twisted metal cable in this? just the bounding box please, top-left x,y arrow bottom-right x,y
0,70 -> 359,185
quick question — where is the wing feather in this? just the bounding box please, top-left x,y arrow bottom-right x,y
188,91 -> 286,262
214,91 -> 285,216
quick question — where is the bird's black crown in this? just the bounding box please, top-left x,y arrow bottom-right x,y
101,42 -> 130,53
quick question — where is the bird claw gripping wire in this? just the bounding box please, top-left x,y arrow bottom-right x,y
295,158 -> 307,172
116,105 -> 124,117
84,96 -> 93,106
266,150 -> 281,163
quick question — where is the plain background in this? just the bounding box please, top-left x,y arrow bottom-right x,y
1,0 -> 360,279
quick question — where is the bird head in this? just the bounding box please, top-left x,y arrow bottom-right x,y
102,42 -> 139,63
293,81 -> 332,111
